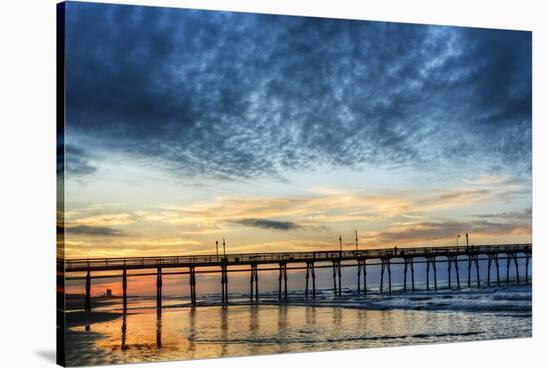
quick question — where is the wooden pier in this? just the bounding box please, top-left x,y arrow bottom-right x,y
61,243 -> 531,312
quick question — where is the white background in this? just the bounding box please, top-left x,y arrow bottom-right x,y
0,0 -> 549,367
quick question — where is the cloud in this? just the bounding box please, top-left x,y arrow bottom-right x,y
138,188 -> 501,232
64,2 -> 531,181
474,208 -> 532,221
232,218 -> 303,231
64,144 -> 97,177
64,237 -> 204,258
363,218 -> 531,246
68,213 -> 134,226
65,225 -> 125,236
463,175 -> 511,186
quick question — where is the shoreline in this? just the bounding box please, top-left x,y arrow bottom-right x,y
63,284 -> 532,317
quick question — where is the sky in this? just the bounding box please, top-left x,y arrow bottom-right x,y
61,1 -> 532,272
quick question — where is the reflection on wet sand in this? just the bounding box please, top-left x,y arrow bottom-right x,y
277,306 -> 288,354
219,307 -> 228,357
188,307 -> 196,358
121,313 -> 127,351
156,310 -> 162,349
66,303 -> 531,366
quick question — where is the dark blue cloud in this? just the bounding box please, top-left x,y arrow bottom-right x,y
64,225 -> 125,236
65,144 -> 96,177
64,2 -> 532,180
233,218 -> 303,231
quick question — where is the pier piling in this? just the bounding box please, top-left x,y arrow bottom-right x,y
250,264 -> 258,303
357,258 -> 367,294
514,252 -> 520,284
305,261 -> 317,298
426,256 -> 437,290
380,258 -> 392,293
189,266 -> 196,305
363,259 -> 367,294
454,256 -> 460,289
312,262 -> 316,298
332,259 -> 342,296
305,262 -> 309,297
221,263 -> 229,305
525,250 -> 530,283
380,259 -> 385,293
278,262 -> 288,300
84,270 -> 91,312
506,253 -> 512,285
495,254 -> 501,286
156,267 -> 162,310
122,268 -> 127,312
447,257 -> 452,289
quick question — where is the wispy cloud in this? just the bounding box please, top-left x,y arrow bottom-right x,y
65,145 -> 96,177
362,219 -> 531,246
67,213 -> 134,226
232,218 -> 302,231
144,188 -> 499,228
474,208 -> 532,221
65,225 -> 125,237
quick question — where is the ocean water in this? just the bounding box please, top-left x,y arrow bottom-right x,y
65,285 -> 531,366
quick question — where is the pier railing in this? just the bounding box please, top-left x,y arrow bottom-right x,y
63,244 -> 531,272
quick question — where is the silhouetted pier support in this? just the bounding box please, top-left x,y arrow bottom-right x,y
122,268 -> 127,312
525,250 -> 531,283
305,261 -> 316,298
506,252 -> 520,284
380,258 -> 392,293
447,255 -> 460,289
189,266 -> 197,305
156,267 -> 162,310
84,270 -> 91,312
250,263 -> 259,303
467,253 -> 480,288
221,263 -> 228,305
487,253 -> 501,286
426,256 -> 437,290
514,252 -> 520,283
403,257 -> 415,291
357,258 -> 367,294
278,262 -> 288,300
332,259 -> 342,296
